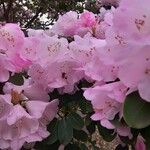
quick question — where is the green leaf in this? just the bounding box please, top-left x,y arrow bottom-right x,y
59,90 -> 82,108
97,123 -> 116,142
86,121 -> 96,134
73,130 -> 88,142
58,118 -> 73,145
47,119 -> 58,144
123,92 -> 150,129
110,114 -> 123,128
79,143 -> 88,150
119,136 -> 133,145
67,112 -> 84,130
9,73 -> 24,85
65,144 -> 80,150
79,99 -> 93,114
34,141 -> 60,150
141,126 -> 150,149
84,115 -> 92,126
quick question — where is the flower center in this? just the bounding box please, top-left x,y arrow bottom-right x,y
11,90 -> 26,107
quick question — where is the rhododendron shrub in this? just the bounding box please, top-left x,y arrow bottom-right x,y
0,0 -> 150,149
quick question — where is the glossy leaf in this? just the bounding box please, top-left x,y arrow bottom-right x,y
67,112 -> 84,130
141,126 -> 150,149
123,92 -> 150,129
97,123 -> 116,142
79,143 -> 88,150
87,121 -> 96,134
65,144 -> 80,150
58,118 -> 73,145
73,130 -> 88,142
79,98 -> 93,114
47,119 -> 58,144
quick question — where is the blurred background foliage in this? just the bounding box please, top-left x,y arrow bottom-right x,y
0,0 -> 103,29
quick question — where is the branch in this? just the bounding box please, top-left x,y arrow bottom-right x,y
24,7 -> 43,28
1,0 -> 6,12
4,0 -> 13,22
1,0 -> 7,20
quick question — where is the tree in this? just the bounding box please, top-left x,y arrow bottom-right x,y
0,0 -> 102,29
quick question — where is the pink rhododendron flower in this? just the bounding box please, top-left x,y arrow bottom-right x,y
0,54 -> 14,82
94,6 -> 115,39
84,82 -> 127,128
26,35 -> 84,92
35,35 -> 69,66
45,60 -> 84,90
0,0 -> 150,148
0,94 -> 12,120
52,11 -> 100,37
0,23 -> 34,72
27,29 -> 48,37
0,23 -> 24,53
28,60 -> 84,93
135,135 -> 146,150
100,0 -> 150,102
0,82 -> 59,150
69,35 -> 100,65
118,47 -> 150,102
19,37 -> 40,62
79,11 -> 96,28
76,11 -> 97,36
113,0 -> 150,42
69,35 -> 117,81
116,126 -> 132,139
52,11 -> 79,36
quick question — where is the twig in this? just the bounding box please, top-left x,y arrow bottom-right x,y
24,7 -> 43,28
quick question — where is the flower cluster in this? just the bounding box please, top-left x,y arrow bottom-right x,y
0,24 -> 59,149
0,0 -> 149,149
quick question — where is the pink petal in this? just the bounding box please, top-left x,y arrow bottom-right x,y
101,119 -> 115,129
138,77 -> 150,102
